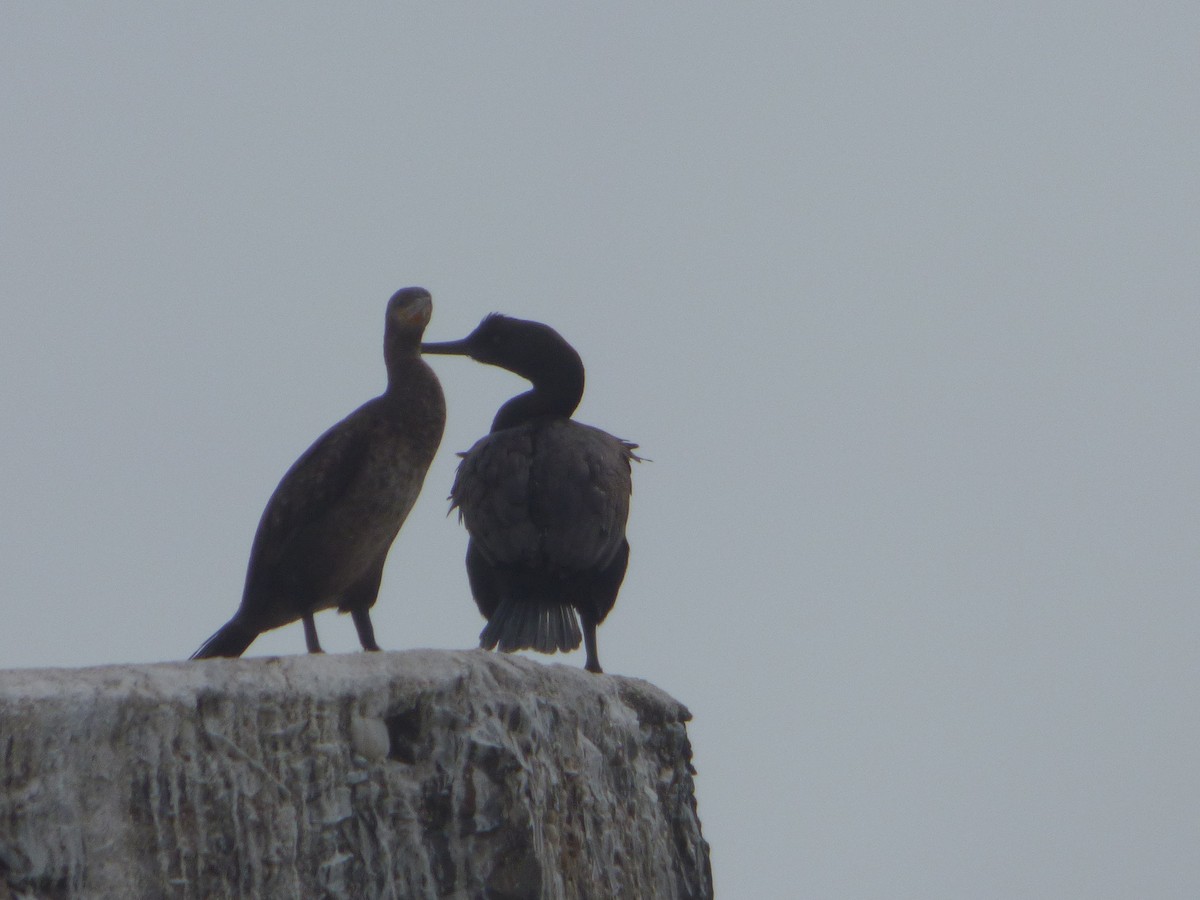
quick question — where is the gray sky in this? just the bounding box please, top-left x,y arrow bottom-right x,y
3,3 -> 1198,897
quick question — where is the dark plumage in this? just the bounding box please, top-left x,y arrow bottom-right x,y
422,314 -> 638,673
192,287 -> 446,659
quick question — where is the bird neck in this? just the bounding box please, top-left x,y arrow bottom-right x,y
384,328 -> 426,392
491,365 -> 584,432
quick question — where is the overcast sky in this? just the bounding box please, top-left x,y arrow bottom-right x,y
3,4 -> 1199,897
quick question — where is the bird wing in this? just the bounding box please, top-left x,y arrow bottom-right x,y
244,401 -> 377,575
450,428 -> 543,567
450,420 -> 635,573
531,421 -> 634,571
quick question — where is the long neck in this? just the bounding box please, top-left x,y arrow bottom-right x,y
491,354 -> 585,432
384,326 -> 423,393
380,339 -> 446,451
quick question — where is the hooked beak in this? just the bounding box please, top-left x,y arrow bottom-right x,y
420,337 -> 473,356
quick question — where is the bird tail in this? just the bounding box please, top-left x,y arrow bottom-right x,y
190,620 -> 258,659
480,598 -> 582,655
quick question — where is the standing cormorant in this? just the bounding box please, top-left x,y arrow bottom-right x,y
191,287 -> 446,659
422,314 -> 638,673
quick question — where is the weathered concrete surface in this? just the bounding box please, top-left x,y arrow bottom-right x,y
0,650 -> 711,899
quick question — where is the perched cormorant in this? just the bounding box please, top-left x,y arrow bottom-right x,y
422,314 -> 638,674
191,287 -> 446,659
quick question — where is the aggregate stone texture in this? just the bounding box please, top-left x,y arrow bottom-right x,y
0,650 -> 712,899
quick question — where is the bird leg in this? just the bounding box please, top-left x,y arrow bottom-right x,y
351,607 -> 382,652
303,613 -> 324,653
582,617 -> 603,674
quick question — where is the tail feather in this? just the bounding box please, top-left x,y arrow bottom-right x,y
191,620 -> 258,659
480,598 -> 582,655
551,604 -> 579,653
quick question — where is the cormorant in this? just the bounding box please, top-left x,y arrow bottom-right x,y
422,314 -> 638,673
191,287 -> 446,659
